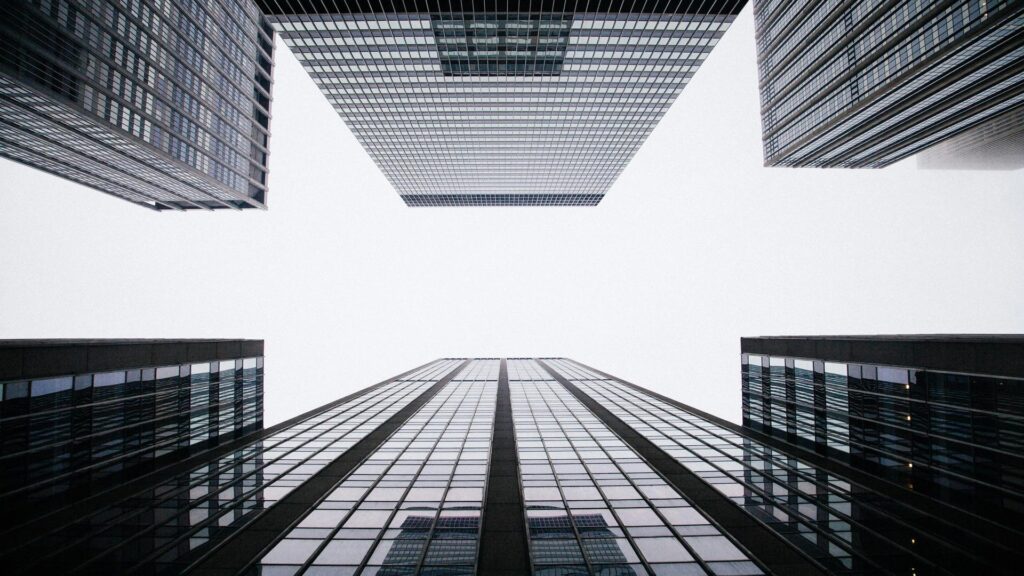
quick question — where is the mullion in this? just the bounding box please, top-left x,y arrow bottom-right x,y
544,359 -> 777,572
3,365 -> 255,496
356,375 -> 487,574
351,382 -> 468,574
576,376 -> 895,573
289,383 -> 460,574
271,364 -> 489,574
514,378 -> 598,573
412,376 -> 494,573
545,376 -> 757,575
537,376 -> 716,575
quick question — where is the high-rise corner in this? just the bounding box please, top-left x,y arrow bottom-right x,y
0,339 -> 265,530
0,0 -> 275,210
754,1 -> 1024,168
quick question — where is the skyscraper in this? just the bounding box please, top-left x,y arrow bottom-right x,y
754,1 -> 1024,168
2,355 -> 1019,575
0,339 -> 264,527
917,105 -> 1024,170
258,1 -> 745,206
741,335 -> 1024,536
0,0 -> 275,210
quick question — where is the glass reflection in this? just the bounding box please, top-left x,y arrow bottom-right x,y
2,360 -> 461,575
510,360 -> 762,576
0,357 -> 264,520
552,358 -> 1021,576
256,360 -> 496,575
742,353 -> 1024,523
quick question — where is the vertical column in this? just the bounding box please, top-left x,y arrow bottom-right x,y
537,359 -> 826,576
812,360 -> 827,454
189,359 -> 470,576
785,358 -> 797,440
478,358 -> 530,575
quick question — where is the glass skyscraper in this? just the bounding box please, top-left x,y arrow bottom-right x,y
741,335 -> 1024,543
0,339 -> 264,527
0,0 -> 275,210
754,1 -> 1024,168
2,354 -> 1020,575
258,1 -> 745,206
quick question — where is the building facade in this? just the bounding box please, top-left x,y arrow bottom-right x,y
741,335 -> 1024,541
0,339 -> 264,526
2,354 -> 1019,575
258,1 -> 745,206
0,0 -> 274,210
917,104 -> 1024,170
754,1 -> 1024,168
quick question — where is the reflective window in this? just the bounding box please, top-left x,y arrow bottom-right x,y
741,352 -> 1024,521
7,359 -> 461,574
509,359 -> 761,576
755,1 -> 1024,169
550,358 -> 1018,576
256,360 -> 498,575
0,356 -> 264,509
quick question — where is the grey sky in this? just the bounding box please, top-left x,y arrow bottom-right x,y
1,5 -> 1022,426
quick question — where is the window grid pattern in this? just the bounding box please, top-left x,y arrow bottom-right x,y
0,356 -> 263,507
510,358 -> 762,576
433,13 -> 572,76
741,353 -> 1024,529
0,0 -> 274,209
7,359 -> 462,574
916,104 -> 1024,169
753,0 -> 1024,168
266,5 -> 736,206
255,358 -> 498,575
549,359 -> 1009,576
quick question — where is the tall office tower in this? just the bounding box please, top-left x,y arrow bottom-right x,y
0,339 -> 264,527
0,0 -> 275,210
741,336 -> 1023,575
754,1 -> 1024,168
917,105 -> 1024,170
258,1 -> 744,206
3,356 -> 1020,575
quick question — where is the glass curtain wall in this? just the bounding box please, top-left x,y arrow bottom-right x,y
254,359 -> 498,575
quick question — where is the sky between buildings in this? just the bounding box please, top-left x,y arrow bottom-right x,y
1,5 -> 1022,426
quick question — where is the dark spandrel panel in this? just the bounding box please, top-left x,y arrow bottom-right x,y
401,194 -> 604,207
0,360 -> 462,576
551,358 -> 1024,576
255,1 -> 748,16
533,567 -> 592,576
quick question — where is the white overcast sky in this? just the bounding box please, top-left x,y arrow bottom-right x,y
1,6 -> 1022,426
